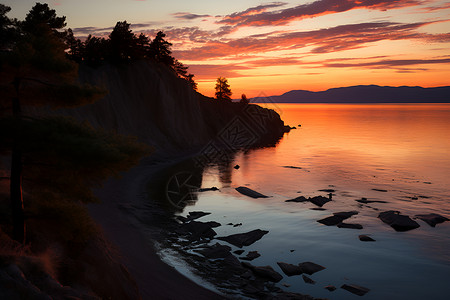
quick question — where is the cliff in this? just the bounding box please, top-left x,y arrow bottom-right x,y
32,61 -> 287,155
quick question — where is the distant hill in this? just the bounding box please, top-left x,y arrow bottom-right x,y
252,85 -> 450,103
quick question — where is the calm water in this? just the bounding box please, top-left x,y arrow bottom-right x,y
163,104 -> 450,299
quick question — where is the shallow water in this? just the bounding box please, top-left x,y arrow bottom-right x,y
157,104 -> 450,299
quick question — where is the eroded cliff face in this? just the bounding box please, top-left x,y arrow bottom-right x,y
26,61 -> 286,155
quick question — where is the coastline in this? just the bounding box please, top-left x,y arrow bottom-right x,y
89,156 -> 224,300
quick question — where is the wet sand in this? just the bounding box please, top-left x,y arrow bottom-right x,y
89,157 -> 223,300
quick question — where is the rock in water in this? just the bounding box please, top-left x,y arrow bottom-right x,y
378,211 -> 420,231
333,211 -> 358,219
241,251 -> 261,261
317,215 -> 345,226
235,186 -> 269,198
276,262 -> 303,276
318,211 -> 359,226
359,235 -> 376,242
242,262 -> 283,282
309,196 -> 331,207
415,213 -> 449,227
302,275 -> 316,284
324,285 -> 337,291
298,262 -> 326,275
196,243 -> 231,259
182,221 -> 217,239
337,222 -> 363,229
341,284 -> 370,296
217,229 -> 269,248
285,196 -> 309,203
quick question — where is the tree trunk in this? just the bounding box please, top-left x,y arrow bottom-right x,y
10,143 -> 25,244
11,77 -> 26,244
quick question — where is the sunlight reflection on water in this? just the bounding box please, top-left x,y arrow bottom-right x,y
177,104 -> 450,299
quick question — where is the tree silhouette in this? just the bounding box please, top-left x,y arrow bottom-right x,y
149,31 -> 174,66
0,3 -> 104,243
215,77 -> 232,101
109,21 -> 137,62
240,94 -> 249,104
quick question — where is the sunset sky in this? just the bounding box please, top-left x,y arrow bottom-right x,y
5,0 -> 450,97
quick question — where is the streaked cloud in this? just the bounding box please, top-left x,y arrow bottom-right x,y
174,21 -> 449,60
218,0 -> 426,27
173,12 -> 211,20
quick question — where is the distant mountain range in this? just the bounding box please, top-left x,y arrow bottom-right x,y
252,85 -> 450,103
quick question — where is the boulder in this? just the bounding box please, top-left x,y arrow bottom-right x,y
277,262 -> 303,276
298,262 -> 325,275
341,284 -> 370,296
236,186 -> 269,198
415,213 -> 449,227
217,229 -> 269,248
282,166 -> 302,169
378,211 -> 420,232
242,262 -> 283,282
234,250 -> 245,255
358,235 -> 375,242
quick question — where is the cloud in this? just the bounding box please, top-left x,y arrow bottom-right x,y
173,12 -> 211,20
174,21 -> 449,60
218,0 -> 425,27
322,58 -> 450,68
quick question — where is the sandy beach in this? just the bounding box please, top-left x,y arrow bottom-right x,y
89,157 -> 224,300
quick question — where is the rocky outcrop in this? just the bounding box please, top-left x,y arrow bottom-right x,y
25,61 -> 288,155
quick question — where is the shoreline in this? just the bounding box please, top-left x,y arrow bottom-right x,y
89,156 -> 224,300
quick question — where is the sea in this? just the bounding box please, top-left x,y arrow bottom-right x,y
150,104 -> 450,299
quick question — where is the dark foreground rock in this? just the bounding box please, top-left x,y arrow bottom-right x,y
378,211 -> 420,231
196,243 -> 232,259
181,220 -> 217,239
236,186 -> 269,198
242,262 -> 283,282
298,262 -> 326,275
415,213 -> 449,227
217,229 -> 269,248
240,251 -> 261,261
277,262 -> 303,276
178,211 -> 211,223
341,284 -> 370,296
359,235 -> 376,242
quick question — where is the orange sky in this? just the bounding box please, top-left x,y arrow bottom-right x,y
6,0 -> 450,98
